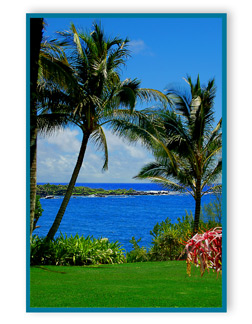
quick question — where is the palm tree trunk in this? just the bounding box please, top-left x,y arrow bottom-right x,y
46,132 -> 90,241
30,127 -> 37,241
30,18 -> 43,242
193,177 -> 202,235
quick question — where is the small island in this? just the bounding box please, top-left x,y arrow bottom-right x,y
36,183 -> 169,198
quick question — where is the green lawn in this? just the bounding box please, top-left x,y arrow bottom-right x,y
30,261 -> 222,309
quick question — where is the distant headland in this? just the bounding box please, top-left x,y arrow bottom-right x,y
36,183 -> 169,198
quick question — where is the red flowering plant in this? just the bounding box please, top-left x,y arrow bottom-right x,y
184,227 -> 222,277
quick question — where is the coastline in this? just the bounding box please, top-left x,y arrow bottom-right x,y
37,184 -> 171,198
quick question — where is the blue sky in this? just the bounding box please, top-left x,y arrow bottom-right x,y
37,15 -> 224,183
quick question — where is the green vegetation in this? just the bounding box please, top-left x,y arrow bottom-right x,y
31,234 -> 125,266
37,183 -> 137,197
30,261 -> 222,308
127,217 -> 221,263
126,237 -> 149,263
32,196 -> 43,232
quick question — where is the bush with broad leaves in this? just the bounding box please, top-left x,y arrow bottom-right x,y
30,234 -> 126,266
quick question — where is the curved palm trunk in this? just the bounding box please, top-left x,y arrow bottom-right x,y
30,18 -> 43,242
193,177 -> 202,235
46,132 -> 90,241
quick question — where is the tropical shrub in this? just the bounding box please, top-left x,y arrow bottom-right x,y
126,237 -> 149,263
184,227 -> 222,277
148,219 -> 182,261
30,234 -> 125,265
126,216 -> 191,262
149,227 -> 181,261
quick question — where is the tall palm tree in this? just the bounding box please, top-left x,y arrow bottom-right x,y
30,22 -> 77,241
111,76 -> 222,234
30,18 -> 44,242
44,23 -> 168,241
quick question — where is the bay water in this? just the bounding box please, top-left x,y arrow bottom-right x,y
35,183 -> 215,252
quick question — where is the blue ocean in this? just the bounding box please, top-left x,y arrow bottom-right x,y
35,183 -> 215,252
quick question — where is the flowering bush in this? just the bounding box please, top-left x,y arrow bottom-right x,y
184,227 -> 222,277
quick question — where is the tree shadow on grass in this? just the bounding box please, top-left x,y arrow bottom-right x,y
33,266 -> 67,274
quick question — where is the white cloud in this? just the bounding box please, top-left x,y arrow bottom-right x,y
44,128 -> 81,153
129,39 -> 154,56
129,39 -> 146,53
124,144 -> 146,159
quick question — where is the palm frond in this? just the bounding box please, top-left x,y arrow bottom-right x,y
70,23 -> 85,59
201,160 -> 222,191
39,40 -> 77,91
135,172 -> 194,197
165,90 -> 191,120
134,161 -> 174,179
90,126 -> 109,171
112,78 -> 141,111
201,183 -> 222,196
203,118 -> 222,152
37,113 -> 73,136
137,88 -> 170,108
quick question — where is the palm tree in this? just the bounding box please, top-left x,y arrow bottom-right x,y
111,76 -> 222,234
30,18 -> 44,242
44,23 -> 168,241
30,22 -> 77,241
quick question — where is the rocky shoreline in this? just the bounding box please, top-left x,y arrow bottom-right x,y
37,184 -> 169,198
88,191 -> 170,198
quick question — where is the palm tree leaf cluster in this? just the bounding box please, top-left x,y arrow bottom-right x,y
135,76 -> 222,192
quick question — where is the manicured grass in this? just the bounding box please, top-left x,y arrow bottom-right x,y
30,261 -> 222,309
